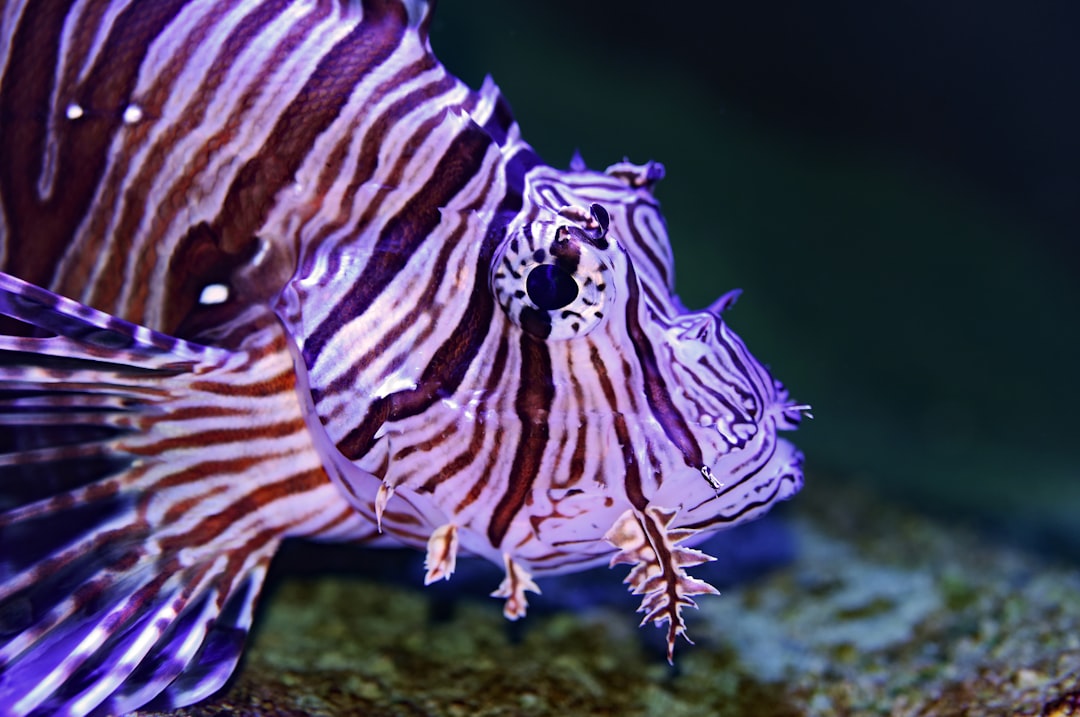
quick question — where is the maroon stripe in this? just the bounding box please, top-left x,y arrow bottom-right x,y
487,333 -> 554,547
0,0 -> 189,285
116,0 -> 303,322
303,67 -> 453,261
331,241 -> 501,459
418,325 -> 511,494
212,0 -> 408,266
453,424 -> 503,515
126,419 -> 307,456
683,450 -> 796,530
693,354 -> 755,423
557,353 -> 590,490
711,333 -> 767,417
157,468 -> 327,553
315,145 -> 499,402
304,118 -> 493,363
325,135 -> 507,461
589,345 -> 647,511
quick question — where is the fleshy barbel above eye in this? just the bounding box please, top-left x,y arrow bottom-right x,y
491,204 -> 614,340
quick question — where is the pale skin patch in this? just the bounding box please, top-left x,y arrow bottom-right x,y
374,481 -> 395,532
424,523 -> 459,584
491,553 -> 541,620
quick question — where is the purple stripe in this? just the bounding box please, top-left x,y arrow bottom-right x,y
624,261 -> 704,470
304,119 -> 493,366
331,209 -> 511,460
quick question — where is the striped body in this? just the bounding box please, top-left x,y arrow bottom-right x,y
0,1 -> 805,714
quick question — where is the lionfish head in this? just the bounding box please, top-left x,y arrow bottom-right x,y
276,109 -> 804,660
474,156 -> 807,656
487,157 -> 805,537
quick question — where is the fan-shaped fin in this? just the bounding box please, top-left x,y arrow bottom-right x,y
0,271 -> 349,716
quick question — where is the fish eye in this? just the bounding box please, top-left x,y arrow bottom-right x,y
491,215 -> 615,340
525,264 -> 578,310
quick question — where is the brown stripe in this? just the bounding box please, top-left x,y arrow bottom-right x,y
317,151 -> 499,403
559,349 -> 591,490
126,418 -> 307,455
75,0 -> 258,311
696,355 -> 758,420
589,344 -> 647,511
187,365 -> 296,398
153,454 -> 268,491
298,106 -> 448,307
418,326 -> 511,495
124,0 -> 305,324
487,333 -> 553,548
155,404 -> 248,421
162,484 -> 231,525
209,0 -> 409,270
304,63 -> 449,247
453,425 -> 503,515
682,459 -> 796,531
329,134 -> 504,460
0,0 -> 188,285
308,505 -> 360,537
26,517 -> 151,590
158,467 -> 327,553
306,117 -> 494,363
627,202 -> 672,290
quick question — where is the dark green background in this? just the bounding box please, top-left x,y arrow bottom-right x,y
430,2 -> 1080,555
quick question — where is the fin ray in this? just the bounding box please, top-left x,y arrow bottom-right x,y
0,272 -> 350,715
0,273 -> 223,361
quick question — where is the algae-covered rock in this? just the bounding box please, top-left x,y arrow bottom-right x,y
139,475 -> 1080,716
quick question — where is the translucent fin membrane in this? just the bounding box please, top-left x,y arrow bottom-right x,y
0,272 -> 350,715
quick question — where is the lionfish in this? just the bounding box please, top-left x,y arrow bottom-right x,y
0,0 -> 806,714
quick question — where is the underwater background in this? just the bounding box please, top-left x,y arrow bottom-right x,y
142,2 -> 1080,714
430,0 -> 1080,557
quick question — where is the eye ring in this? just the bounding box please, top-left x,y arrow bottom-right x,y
491,219 -> 614,340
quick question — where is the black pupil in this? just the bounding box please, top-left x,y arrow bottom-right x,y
526,264 -> 578,310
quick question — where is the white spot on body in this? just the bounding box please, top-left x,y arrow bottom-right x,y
122,104 -> 143,124
251,238 -> 270,267
374,373 -> 419,399
198,283 -> 229,305
65,103 -> 84,120
701,465 -> 723,491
